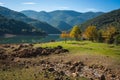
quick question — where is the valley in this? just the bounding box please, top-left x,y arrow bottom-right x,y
0,1 -> 120,80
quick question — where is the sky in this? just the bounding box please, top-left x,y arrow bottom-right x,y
0,0 -> 120,12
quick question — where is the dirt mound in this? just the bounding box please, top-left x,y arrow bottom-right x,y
0,44 -> 69,58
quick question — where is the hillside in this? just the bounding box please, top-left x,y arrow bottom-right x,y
78,9 -> 120,31
50,21 -> 72,31
0,6 -> 61,34
21,10 -> 104,31
0,14 -> 45,35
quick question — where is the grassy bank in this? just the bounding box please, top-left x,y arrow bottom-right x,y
34,41 -> 120,59
34,41 -> 120,69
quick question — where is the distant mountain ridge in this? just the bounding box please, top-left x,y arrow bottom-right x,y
0,14 -> 45,35
78,9 -> 120,31
21,10 -> 104,31
0,6 -> 61,34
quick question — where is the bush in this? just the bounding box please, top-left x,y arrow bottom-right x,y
114,34 -> 120,45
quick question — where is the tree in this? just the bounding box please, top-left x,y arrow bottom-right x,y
97,30 -> 104,42
70,25 -> 81,41
84,26 -> 97,41
102,26 -> 117,44
60,31 -> 69,43
114,34 -> 120,45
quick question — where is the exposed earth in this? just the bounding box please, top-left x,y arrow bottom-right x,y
0,41 -> 120,80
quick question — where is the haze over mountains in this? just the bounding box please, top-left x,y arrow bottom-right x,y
0,5 -> 120,36
21,10 -> 104,31
0,6 -> 61,34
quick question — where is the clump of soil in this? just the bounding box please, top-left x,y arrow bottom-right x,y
0,44 -> 69,58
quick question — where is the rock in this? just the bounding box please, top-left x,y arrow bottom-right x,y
54,77 -> 61,80
13,48 -> 19,52
48,67 -> 55,72
72,72 -> 78,77
39,60 -> 46,64
65,77 -> 71,80
100,75 -> 106,80
59,71 -> 65,76
44,72 -> 49,78
73,62 -> 80,66
62,49 -> 69,53
3,44 -> 10,48
0,53 -> 7,60
54,49 -> 62,54
111,74 -> 116,78
54,76 -> 63,80
70,66 -> 75,72
25,65 -> 29,69
65,61 -> 72,65
90,78 -> 94,80
29,44 -> 33,47
41,49 -> 49,55
57,46 -> 63,49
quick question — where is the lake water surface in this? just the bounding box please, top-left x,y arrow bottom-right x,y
0,34 -> 61,44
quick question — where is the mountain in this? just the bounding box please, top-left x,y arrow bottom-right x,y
78,9 -> 120,31
0,6 -> 61,34
49,21 -> 72,31
0,14 -> 45,35
56,21 -> 72,31
21,10 -> 104,31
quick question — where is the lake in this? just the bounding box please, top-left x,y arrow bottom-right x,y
0,34 -> 62,44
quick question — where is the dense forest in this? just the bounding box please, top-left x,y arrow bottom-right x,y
0,14 -> 46,35
0,6 -> 61,34
79,9 -> 120,31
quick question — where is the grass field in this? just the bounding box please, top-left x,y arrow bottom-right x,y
34,41 -> 120,67
35,41 -> 120,58
0,41 -> 120,80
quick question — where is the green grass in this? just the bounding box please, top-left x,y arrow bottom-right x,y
34,41 -> 120,59
0,41 -> 120,80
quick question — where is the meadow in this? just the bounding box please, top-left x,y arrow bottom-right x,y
0,41 -> 120,80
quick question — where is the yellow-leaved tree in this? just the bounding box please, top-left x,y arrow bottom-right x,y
102,26 -> 117,43
60,31 -> 69,43
70,25 -> 81,41
84,26 -> 97,41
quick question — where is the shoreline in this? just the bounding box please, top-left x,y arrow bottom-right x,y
0,34 -> 60,44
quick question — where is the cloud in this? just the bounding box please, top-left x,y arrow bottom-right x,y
84,8 -> 98,12
0,2 -> 4,6
59,6 -> 69,10
22,2 -> 36,5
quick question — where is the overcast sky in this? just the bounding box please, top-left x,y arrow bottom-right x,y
0,0 -> 120,12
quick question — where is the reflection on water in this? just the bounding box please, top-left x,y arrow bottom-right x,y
0,34 -> 61,44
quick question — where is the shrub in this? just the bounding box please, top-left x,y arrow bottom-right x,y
114,34 -> 120,45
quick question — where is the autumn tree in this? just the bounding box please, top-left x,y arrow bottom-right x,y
60,31 -> 69,43
114,34 -> 120,45
70,25 -> 81,41
102,26 -> 117,44
84,26 -> 97,41
97,30 -> 104,42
